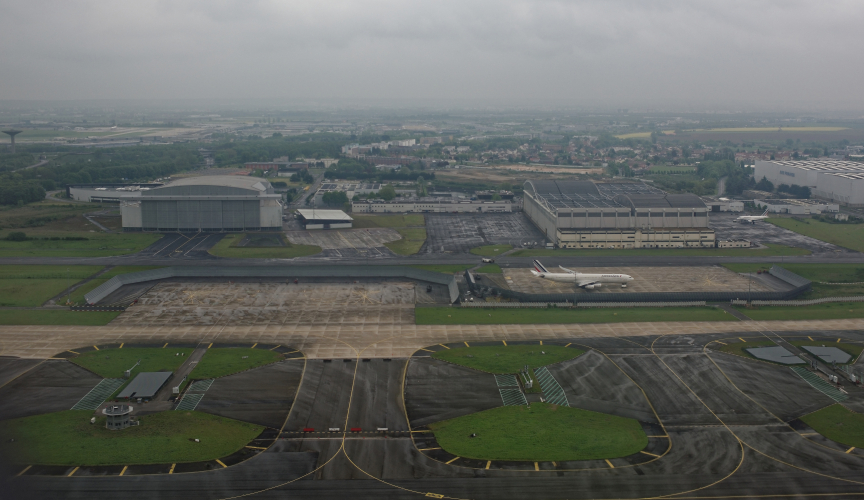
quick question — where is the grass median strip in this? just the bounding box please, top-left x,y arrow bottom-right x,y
189,348 -> 283,379
801,405 -> 864,449
0,310 -> 121,326
768,218 -> 864,253
71,347 -> 194,378
416,306 -> 736,325
734,303 -> 864,321
428,403 -> 647,462
0,410 -> 262,466
432,345 -> 583,373
384,227 -> 427,255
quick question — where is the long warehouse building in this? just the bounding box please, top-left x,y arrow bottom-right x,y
119,176 -> 283,232
754,160 -> 864,206
523,180 -> 714,249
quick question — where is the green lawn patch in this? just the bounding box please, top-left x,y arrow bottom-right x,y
0,265 -> 104,307
722,263 -> 864,299
768,218 -> 864,253
0,232 -> 160,258
470,244 -> 512,256
189,348 -> 283,379
209,233 -> 321,259
475,264 -> 502,274
734,303 -> 864,321
384,227 -> 427,255
410,264 -> 473,274
801,404 -> 864,449
0,310 -> 121,326
511,243 -> 809,258
0,410 -> 262,466
432,345 -> 584,373
351,214 -> 425,228
416,306 -> 736,325
789,340 -> 863,363
428,403 -> 647,461
717,339 -> 777,359
71,347 -> 193,378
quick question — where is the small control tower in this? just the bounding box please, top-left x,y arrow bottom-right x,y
103,404 -> 134,430
2,130 -> 22,154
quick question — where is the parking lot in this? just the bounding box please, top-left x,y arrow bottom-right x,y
503,266 -> 772,294
286,228 -> 400,258
112,282 -> 418,326
710,212 -> 846,254
424,213 -> 546,254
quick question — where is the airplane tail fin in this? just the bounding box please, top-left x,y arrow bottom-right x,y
533,260 -> 549,273
762,208 -> 769,217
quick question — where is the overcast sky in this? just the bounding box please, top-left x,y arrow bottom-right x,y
1,0 -> 862,110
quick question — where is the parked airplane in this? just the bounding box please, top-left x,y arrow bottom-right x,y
735,208 -> 770,224
530,260 -> 634,289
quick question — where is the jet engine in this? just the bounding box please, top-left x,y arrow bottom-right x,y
584,285 -> 594,290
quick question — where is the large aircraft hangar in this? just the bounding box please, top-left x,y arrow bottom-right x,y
119,176 -> 283,232
522,180 -> 714,249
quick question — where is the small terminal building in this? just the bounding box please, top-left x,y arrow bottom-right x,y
295,209 -> 353,229
523,180 -> 714,249
119,176 -> 283,232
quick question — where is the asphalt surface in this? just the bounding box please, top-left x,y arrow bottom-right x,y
0,360 -> 101,420
9,330 -> 864,499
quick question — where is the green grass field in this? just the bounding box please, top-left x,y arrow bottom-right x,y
0,265 -> 104,307
432,344 -> 583,373
189,348 -> 283,379
470,244 -> 512,256
429,403 -> 648,461
734,303 -> 864,321
0,410 -> 262,466
416,306 -> 736,325
71,347 -> 193,378
801,405 -> 864,449
647,165 -> 697,173
0,310 -> 121,325
209,233 -> 321,259
0,232 -> 160,258
475,264 -> 502,274
410,264 -> 472,274
768,218 -> 864,253
351,214 -> 425,228
384,227 -> 427,255
510,244 -> 809,258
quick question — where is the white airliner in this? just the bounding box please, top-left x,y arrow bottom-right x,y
530,260 -> 634,289
735,208 -> 770,224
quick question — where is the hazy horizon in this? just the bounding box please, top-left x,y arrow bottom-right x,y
2,1 -> 863,112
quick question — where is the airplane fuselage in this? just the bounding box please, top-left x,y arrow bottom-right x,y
533,272 -> 632,285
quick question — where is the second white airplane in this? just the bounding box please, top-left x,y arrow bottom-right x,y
530,260 -> 633,289
735,208 -> 770,224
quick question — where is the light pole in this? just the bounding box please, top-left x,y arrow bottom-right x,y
66,267 -> 71,305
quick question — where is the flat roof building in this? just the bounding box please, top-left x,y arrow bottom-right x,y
523,180 -> 714,249
754,160 -> 864,206
754,199 -> 840,215
117,372 -> 172,400
120,176 -> 283,232
295,209 -> 353,229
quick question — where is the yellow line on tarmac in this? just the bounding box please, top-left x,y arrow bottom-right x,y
552,461 -> 557,466
411,430 -> 430,433
502,340 -> 507,346
534,462 -> 539,471
847,447 -> 856,454
168,463 -> 176,474
808,336 -> 814,341
799,432 -> 818,436
464,341 -> 470,347
445,456 -> 459,464
93,345 -> 99,351
715,341 -> 726,345
215,459 -> 227,468
251,343 -> 257,349
67,350 -> 79,355
419,447 -> 441,451
485,461 -> 491,470
438,344 -> 449,349
605,459 -> 614,468
837,338 -> 842,343
425,494 -> 444,499
565,343 -> 571,347
67,467 -> 79,477
738,337 -> 746,343
119,466 -> 128,476
641,450 -> 660,457
119,343 -> 124,349
245,446 -> 267,450
16,465 -> 31,476
419,348 -> 434,352
539,340 -> 543,345
269,345 -> 281,350
208,343 -> 213,349
163,343 -> 168,348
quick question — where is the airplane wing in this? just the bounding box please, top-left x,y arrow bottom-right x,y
558,266 -> 576,274
577,279 -> 600,287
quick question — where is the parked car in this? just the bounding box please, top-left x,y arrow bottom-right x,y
481,258 -> 494,263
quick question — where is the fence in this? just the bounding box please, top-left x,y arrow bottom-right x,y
460,302 -> 572,308
731,296 -> 864,307
85,266 -> 460,305
577,301 -> 706,308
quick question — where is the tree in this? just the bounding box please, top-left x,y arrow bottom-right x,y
321,191 -> 349,207
754,176 -> 774,192
416,176 -> 428,197
377,184 -> 396,201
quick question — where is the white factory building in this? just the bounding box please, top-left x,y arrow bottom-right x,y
753,199 -> 840,215
753,160 -> 864,206
352,198 -> 512,213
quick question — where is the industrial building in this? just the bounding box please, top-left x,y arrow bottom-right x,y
754,160 -> 864,206
523,180 -> 714,249
702,197 -> 744,212
67,183 -> 163,203
295,209 -> 353,229
754,199 -> 840,215
119,176 -> 283,232
352,198 -> 512,213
